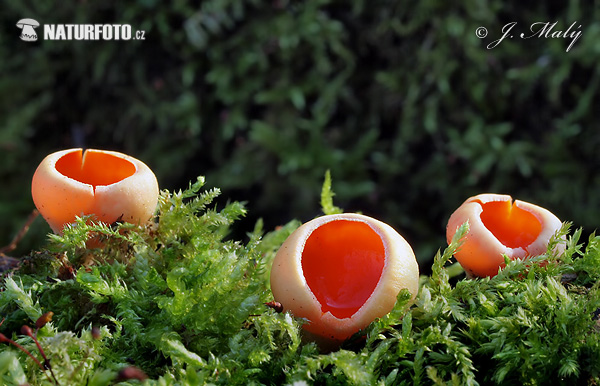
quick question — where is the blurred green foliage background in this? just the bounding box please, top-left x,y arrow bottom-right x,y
1,1 -> 599,270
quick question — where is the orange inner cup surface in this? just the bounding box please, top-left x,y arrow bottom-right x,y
479,200 -> 542,248
55,150 -> 136,188
301,220 -> 385,319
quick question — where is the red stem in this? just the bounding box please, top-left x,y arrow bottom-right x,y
0,333 -> 45,370
21,326 -> 60,385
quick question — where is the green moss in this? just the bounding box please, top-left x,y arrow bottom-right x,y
0,177 -> 599,385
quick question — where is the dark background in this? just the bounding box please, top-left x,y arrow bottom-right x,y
1,1 -> 599,272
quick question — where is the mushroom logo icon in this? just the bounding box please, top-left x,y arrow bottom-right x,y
16,18 -> 40,41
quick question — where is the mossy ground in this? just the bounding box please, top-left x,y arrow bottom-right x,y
0,177 -> 599,385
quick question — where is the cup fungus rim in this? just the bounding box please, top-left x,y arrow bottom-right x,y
53,148 -> 141,190
298,215 -> 390,315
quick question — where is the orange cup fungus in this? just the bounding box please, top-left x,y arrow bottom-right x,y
270,213 -> 419,344
446,193 -> 564,278
32,148 -> 159,233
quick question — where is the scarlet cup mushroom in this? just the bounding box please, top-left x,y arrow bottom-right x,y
446,193 -> 564,277
270,213 -> 419,345
32,148 -> 159,233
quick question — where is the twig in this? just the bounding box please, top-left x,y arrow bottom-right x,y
0,209 -> 40,254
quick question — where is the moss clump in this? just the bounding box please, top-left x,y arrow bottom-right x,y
0,177 -> 599,385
